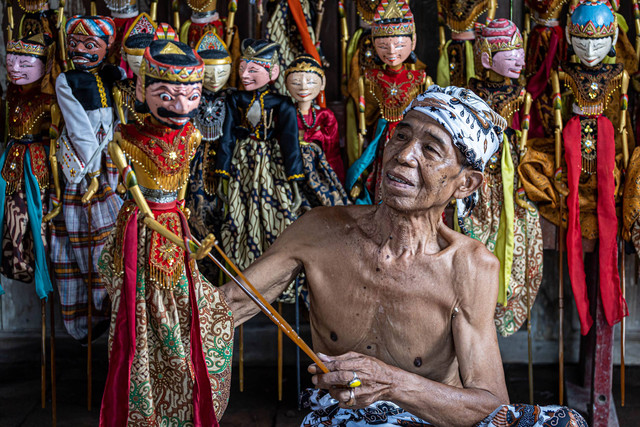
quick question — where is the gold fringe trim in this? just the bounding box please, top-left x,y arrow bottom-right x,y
563,71 -> 623,116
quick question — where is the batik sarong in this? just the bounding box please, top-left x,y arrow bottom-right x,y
462,134 -> 543,336
300,142 -> 350,209
98,199 -> 233,425
221,136 -> 299,303
50,149 -> 123,340
300,389 -> 587,427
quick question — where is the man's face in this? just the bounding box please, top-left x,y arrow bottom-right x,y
144,81 -> 203,129
6,54 -> 45,85
571,36 -> 613,67
68,34 -> 108,70
239,59 -> 276,90
488,48 -> 525,79
373,36 -> 414,67
203,63 -> 231,92
285,72 -> 324,103
381,110 -> 482,213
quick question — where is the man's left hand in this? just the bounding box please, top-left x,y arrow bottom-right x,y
308,352 -> 395,409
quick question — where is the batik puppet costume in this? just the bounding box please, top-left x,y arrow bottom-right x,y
520,0 -> 629,335
98,31 -> 233,426
0,33 -> 59,300
346,0 -> 428,204
186,31 -> 233,278
51,16 -> 124,341
462,20 -> 543,337
436,0 -> 496,88
113,12 -> 157,126
301,86 -> 586,427
285,54 -> 349,208
215,39 -> 304,303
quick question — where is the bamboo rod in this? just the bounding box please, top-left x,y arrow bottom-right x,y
278,302 -> 283,401
41,299 -> 46,409
239,325 -> 244,392
621,242 -> 626,406
50,297 -> 57,426
87,202 -> 93,411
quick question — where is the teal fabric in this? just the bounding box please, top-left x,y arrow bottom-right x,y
345,118 -> 388,205
0,144 -> 53,299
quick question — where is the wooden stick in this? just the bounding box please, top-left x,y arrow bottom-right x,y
239,325 -> 244,392
278,302 -> 283,401
86,202 -> 93,411
41,299 -> 46,409
314,0 -> 326,40
621,241 -> 626,406
527,255 -> 534,404
50,297 -> 57,426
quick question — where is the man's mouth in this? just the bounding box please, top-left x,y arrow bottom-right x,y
166,117 -> 190,126
386,172 -> 413,187
298,92 -> 311,98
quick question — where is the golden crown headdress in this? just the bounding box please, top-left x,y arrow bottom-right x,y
285,54 -> 325,79
371,0 -> 415,39
7,33 -> 49,58
567,0 -> 617,39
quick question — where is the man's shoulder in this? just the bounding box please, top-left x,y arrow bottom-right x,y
287,205 -> 374,239
441,225 -> 499,276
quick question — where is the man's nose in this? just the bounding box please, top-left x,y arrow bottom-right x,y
173,96 -> 190,113
8,61 -> 19,72
396,140 -> 419,167
240,69 -> 249,79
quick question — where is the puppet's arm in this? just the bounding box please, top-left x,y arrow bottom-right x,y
44,102 -> 63,222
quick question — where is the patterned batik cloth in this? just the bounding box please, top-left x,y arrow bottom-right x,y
299,142 -> 350,210
99,200 -> 234,424
462,133 -> 543,336
300,389 -> 587,427
221,136 -> 300,303
50,149 -> 123,341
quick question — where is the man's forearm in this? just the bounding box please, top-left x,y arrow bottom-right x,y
387,365 -> 503,427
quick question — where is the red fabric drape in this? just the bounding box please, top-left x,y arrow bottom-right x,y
287,0 -> 327,108
563,115 -> 628,335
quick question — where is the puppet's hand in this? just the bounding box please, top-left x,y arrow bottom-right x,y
43,196 -> 62,222
82,175 -> 100,204
192,233 -> 216,260
308,352 -> 395,409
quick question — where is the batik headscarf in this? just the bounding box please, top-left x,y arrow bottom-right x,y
66,15 -> 116,45
403,85 -> 507,220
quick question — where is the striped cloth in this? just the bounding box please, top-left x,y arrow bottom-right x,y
50,149 -> 123,341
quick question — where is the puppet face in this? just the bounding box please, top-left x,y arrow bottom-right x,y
203,63 -> 232,92
143,81 -> 203,129
380,110 -> 481,213
373,35 -> 414,67
6,54 -> 45,85
570,36 -> 614,67
239,60 -> 278,91
285,72 -> 325,103
68,34 -> 109,70
125,52 -> 144,76
483,48 -> 525,79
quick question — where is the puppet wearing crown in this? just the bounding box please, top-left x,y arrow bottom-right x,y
345,0 -> 430,204
436,0 -> 497,88
98,28 -> 233,425
50,15 -> 124,341
0,33 -> 59,301
285,54 -> 349,209
520,0 -> 629,336
214,39 -> 304,302
461,19 -> 544,337
113,12 -> 157,126
185,31 -> 234,277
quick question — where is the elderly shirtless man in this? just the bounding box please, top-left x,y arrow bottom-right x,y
221,86 -> 585,426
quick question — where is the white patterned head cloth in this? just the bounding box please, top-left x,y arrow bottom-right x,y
403,85 -> 507,218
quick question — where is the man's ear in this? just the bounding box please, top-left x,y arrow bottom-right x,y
321,75 -> 326,91
452,169 -> 484,201
271,64 -> 280,81
480,51 -> 492,69
135,76 -> 144,102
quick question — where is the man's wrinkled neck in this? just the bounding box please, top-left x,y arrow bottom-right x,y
373,203 -> 444,257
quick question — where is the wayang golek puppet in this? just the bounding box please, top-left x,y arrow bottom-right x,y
186,30 -> 233,277
345,0 -> 430,204
0,33 -> 59,298
463,19 -> 543,342
51,15 -> 124,341
214,39 -> 304,303
436,0 -> 497,87
98,31 -> 233,425
285,54 -> 349,208
520,0 -> 629,339
112,12 -> 157,126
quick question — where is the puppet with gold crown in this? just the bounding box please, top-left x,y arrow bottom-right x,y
520,0 -> 629,336
214,38 -> 303,302
50,16 -> 124,341
0,33 -> 59,301
112,12 -> 157,126
461,19 -> 544,337
98,27 -> 233,424
436,0 -> 496,88
285,54 -> 349,209
345,0 -> 430,204
185,30 -> 234,278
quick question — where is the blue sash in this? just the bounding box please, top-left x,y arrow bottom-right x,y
345,118 -> 388,205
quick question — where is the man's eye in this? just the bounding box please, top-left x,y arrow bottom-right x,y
396,132 -> 408,140
160,94 -> 172,101
423,144 -> 436,153
69,41 -> 76,47
21,64 -> 33,68
86,43 -> 95,49
189,94 -> 200,101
